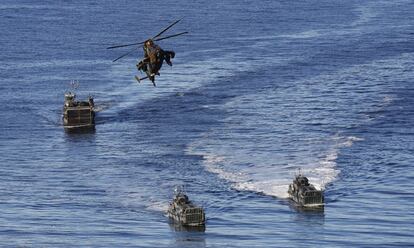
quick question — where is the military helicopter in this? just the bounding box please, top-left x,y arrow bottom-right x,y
107,19 -> 188,86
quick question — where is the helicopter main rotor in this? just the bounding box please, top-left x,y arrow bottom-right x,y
107,19 -> 188,62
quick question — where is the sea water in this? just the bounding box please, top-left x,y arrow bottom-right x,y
0,0 -> 413,247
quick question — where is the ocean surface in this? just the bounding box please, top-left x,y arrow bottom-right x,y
1,0 -> 414,247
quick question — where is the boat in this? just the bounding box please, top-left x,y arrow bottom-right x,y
167,188 -> 205,226
62,92 -> 95,130
288,173 -> 324,208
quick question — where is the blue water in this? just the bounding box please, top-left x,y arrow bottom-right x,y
1,0 -> 414,247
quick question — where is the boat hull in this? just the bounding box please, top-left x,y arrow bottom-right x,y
167,207 -> 205,226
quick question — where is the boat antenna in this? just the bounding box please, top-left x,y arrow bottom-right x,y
70,80 -> 79,91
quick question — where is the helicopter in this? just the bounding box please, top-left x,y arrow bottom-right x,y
107,19 -> 188,87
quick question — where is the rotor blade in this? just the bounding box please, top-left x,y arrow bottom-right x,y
154,31 -> 188,42
107,19 -> 182,49
107,40 -> 145,49
112,47 -> 139,62
152,19 -> 181,40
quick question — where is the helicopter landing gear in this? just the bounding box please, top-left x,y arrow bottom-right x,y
135,75 -> 156,87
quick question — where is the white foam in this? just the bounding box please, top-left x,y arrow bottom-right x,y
235,181 -> 291,198
279,30 -> 321,39
145,201 -> 169,213
191,151 -> 247,183
185,54 -> 414,199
